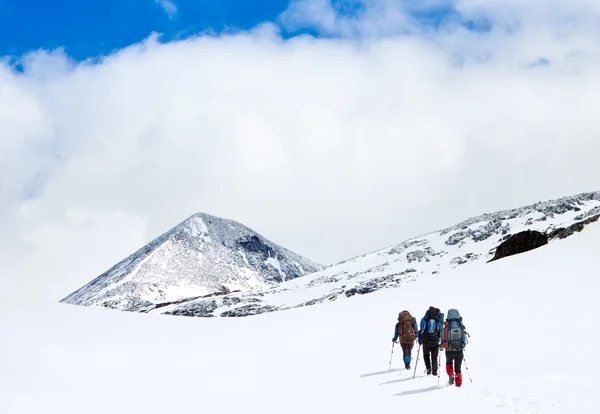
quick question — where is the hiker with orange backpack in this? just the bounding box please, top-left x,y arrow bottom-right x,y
392,310 -> 419,370
441,308 -> 469,387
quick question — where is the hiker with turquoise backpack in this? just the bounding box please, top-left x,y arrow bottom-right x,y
392,310 -> 419,370
441,308 -> 469,387
417,306 -> 443,376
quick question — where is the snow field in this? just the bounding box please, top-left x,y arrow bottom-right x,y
1,222 -> 599,413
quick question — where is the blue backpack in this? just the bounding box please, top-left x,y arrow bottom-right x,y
445,309 -> 468,351
421,307 -> 441,346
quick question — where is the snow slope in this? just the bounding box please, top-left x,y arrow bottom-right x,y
59,212 -> 322,311
155,191 -> 600,317
2,215 -> 599,413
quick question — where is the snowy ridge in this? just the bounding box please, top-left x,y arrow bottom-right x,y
60,213 -> 323,311
156,191 -> 600,317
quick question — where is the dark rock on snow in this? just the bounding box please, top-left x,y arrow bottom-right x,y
164,300 -> 219,317
489,230 -> 548,262
548,214 -> 600,240
220,304 -> 279,317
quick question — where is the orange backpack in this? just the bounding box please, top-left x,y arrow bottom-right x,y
397,311 -> 417,343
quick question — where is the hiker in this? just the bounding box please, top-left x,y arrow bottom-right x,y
392,310 -> 419,370
417,306 -> 442,376
441,308 -> 469,387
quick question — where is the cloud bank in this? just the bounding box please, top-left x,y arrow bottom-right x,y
2,0 -> 600,305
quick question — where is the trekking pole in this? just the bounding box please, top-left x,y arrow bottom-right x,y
463,353 -> 473,383
437,348 -> 441,389
389,342 -> 395,371
412,344 -> 421,379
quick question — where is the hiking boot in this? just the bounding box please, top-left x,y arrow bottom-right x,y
432,370 -> 437,376
426,369 -> 432,375
449,375 -> 455,385
455,373 -> 462,387
405,363 -> 410,370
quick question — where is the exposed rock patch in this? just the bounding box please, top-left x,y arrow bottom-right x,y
489,230 -> 548,262
164,300 -> 218,317
220,304 -> 279,317
548,214 -> 600,240
450,253 -> 480,266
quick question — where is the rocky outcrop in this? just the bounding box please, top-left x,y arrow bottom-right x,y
220,304 -> 280,317
489,230 -> 548,262
548,214 -> 600,240
164,300 -> 219,317
489,214 -> 600,263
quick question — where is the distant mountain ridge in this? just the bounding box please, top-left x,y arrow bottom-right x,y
148,191 -> 600,318
60,213 -> 323,311
61,191 -> 600,317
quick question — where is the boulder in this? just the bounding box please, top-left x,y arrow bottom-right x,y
489,230 -> 548,262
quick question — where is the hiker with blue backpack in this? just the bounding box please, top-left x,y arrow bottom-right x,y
441,308 -> 469,387
417,306 -> 443,376
392,310 -> 419,370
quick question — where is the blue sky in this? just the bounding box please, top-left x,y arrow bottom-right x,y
0,0 -> 489,62
0,0 -> 292,60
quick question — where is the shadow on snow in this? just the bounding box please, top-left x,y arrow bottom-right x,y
394,385 -> 438,396
379,375 -> 424,385
359,368 -> 402,378
394,385 -> 438,397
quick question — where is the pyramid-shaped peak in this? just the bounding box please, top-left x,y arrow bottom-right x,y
60,211 -> 323,312
173,212 -> 270,248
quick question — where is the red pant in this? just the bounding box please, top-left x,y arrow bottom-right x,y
445,350 -> 464,387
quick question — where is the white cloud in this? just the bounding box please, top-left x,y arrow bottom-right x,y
2,1 -> 600,304
156,0 -> 177,19
279,0 -> 423,37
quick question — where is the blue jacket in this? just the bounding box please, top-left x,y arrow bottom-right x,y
392,317 -> 419,343
417,311 -> 443,345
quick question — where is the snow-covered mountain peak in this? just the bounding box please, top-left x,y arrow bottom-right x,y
154,191 -> 600,318
60,212 -> 323,312
176,212 -> 288,258
176,213 -> 211,241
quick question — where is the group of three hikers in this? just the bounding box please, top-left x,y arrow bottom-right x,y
392,306 -> 468,387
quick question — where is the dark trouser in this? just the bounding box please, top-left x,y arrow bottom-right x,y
423,344 -> 439,373
401,342 -> 414,366
445,350 -> 464,374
